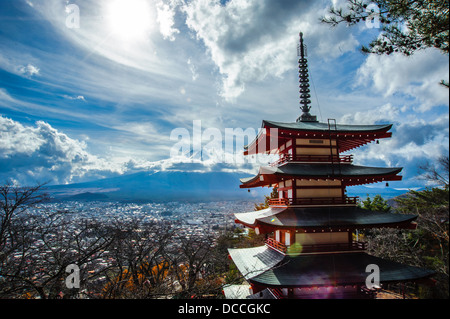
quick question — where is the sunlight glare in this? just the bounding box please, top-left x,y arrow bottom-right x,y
106,0 -> 153,41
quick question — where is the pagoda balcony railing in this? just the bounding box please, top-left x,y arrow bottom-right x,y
266,238 -> 367,255
265,238 -> 287,253
268,198 -> 291,206
270,154 -> 353,166
269,197 -> 358,207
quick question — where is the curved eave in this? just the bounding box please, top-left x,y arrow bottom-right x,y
234,207 -> 418,231
247,251 -> 435,288
255,213 -> 418,231
240,164 -> 403,188
228,246 -> 285,281
234,206 -> 286,227
262,120 -> 393,133
244,121 -> 393,155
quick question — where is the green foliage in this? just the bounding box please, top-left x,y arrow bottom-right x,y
224,262 -> 241,285
254,187 -> 278,211
395,187 -> 449,212
365,186 -> 449,298
360,194 -> 391,212
322,0 -> 449,56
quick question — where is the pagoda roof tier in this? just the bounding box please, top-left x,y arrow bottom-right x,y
240,163 -> 402,188
234,206 -> 417,232
244,120 -> 393,155
228,246 -> 435,288
228,246 -> 285,280
263,120 -> 393,133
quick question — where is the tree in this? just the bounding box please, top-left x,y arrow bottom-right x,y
1,215 -> 108,298
254,187 -> 278,211
0,183 -> 48,297
0,182 -> 124,299
0,182 -> 238,299
322,0 -> 449,56
360,194 -> 391,212
101,218 -> 174,299
163,231 -> 224,298
0,182 -> 48,255
32,215 -> 114,299
356,156 -> 449,298
394,187 -> 448,298
0,208 -> 114,299
419,156 -> 449,189
361,157 -> 449,298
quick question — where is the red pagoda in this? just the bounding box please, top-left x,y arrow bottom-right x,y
224,33 -> 435,299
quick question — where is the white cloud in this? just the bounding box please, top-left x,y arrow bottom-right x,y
182,0 -> 359,101
17,64 -> 40,77
0,117 -> 44,156
0,88 -> 16,104
0,51 -> 40,78
1,0 -> 446,190
156,0 -> 180,41
339,99 -> 448,184
340,103 -> 401,125
0,116 -> 125,185
23,0 -> 214,110
63,95 -> 86,101
187,58 -> 199,81
356,49 -> 449,111
0,116 -> 261,185
348,114 -> 449,170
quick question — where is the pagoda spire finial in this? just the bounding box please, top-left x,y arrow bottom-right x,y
297,32 -> 317,123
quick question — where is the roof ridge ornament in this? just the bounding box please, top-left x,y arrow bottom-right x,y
297,32 -> 318,123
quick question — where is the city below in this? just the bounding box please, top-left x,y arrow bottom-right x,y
29,199 -> 256,243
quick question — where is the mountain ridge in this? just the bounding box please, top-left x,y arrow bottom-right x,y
45,170 -> 418,203
46,170 -> 269,203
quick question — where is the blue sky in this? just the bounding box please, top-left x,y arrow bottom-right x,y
0,0 -> 448,191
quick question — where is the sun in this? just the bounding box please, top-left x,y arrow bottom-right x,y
105,0 -> 153,41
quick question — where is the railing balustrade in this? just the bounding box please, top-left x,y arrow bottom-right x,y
265,238 -> 367,254
270,154 -> 353,166
269,197 -> 358,207
265,238 -> 287,253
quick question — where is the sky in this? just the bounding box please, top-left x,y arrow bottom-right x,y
0,0 -> 448,192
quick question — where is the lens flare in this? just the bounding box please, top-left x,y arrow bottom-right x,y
286,242 -> 303,256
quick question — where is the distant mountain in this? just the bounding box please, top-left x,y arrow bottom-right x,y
46,170 -> 418,203
347,185 -> 420,200
46,170 -> 270,203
